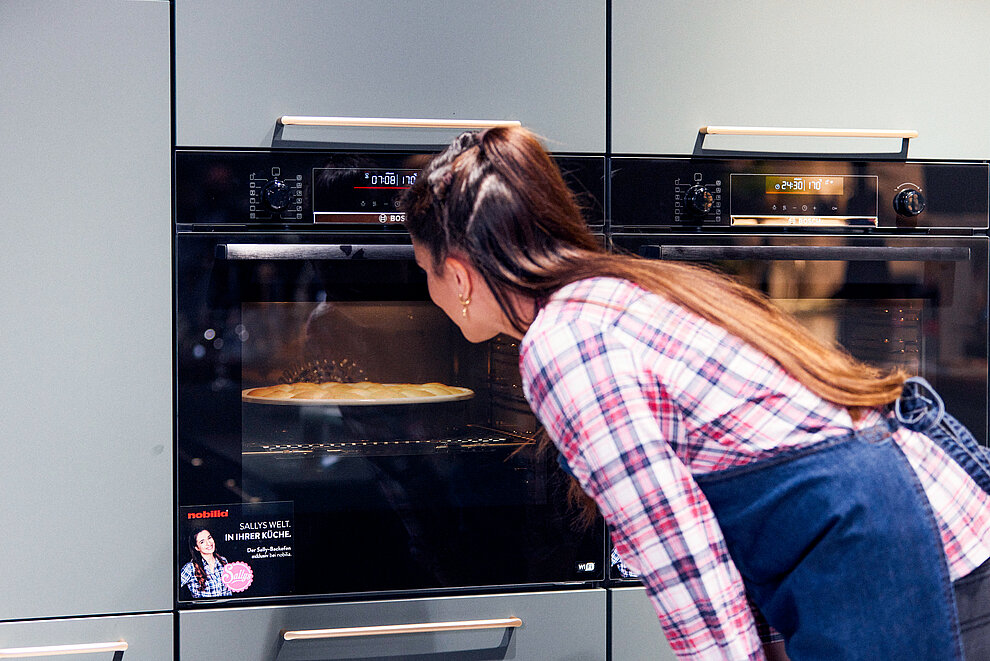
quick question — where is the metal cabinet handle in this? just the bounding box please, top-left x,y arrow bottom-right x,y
282,617 -> 523,641
699,126 -> 918,139
0,641 -> 127,658
646,245 -> 969,262
217,243 -> 415,261
279,116 -> 521,130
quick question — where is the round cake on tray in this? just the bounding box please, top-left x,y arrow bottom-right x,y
241,381 -> 474,406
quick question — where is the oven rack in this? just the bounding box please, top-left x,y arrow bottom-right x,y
243,429 -> 534,457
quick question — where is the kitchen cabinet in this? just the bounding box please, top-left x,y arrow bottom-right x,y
612,1 -> 990,159
0,614 -> 172,661
610,587 -> 678,660
173,0 -> 606,153
179,589 -> 606,660
0,0 -> 172,621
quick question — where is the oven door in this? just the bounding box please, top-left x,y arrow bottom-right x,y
175,233 -> 604,605
611,233 -> 989,443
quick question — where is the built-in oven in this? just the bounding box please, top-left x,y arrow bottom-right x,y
606,156 -> 989,583
174,150 -> 607,606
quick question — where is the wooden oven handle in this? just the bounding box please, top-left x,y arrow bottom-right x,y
279,116 -> 521,130
0,641 -> 127,658
699,126 -> 917,139
282,616 -> 523,641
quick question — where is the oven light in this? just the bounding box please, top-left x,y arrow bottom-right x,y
204,328 -> 217,340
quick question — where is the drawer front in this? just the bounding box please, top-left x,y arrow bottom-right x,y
180,590 -> 605,661
174,0 -> 605,152
609,587 -> 676,661
0,613 -> 172,661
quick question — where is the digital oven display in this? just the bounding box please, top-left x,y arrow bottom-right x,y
312,168 -> 419,225
731,173 -> 878,227
765,176 -> 844,196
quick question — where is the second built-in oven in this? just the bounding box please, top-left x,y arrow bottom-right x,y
174,149 -> 607,606
610,157 -> 989,440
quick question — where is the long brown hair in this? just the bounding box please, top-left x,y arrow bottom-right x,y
188,528 -> 227,591
401,125 -> 908,410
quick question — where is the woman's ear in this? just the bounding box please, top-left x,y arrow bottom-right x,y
444,256 -> 473,298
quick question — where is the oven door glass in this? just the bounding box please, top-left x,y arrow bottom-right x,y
612,234 -> 989,443
175,234 -> 604,604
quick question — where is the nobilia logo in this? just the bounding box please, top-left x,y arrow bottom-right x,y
187,509 -> 229,520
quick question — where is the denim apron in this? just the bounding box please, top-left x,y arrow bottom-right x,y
693,400 -> 966,658
558,377 -> 988,658
894,377 -> 990,495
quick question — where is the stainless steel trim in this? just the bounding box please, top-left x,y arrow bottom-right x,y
217,244 -> 415,261
699,126 -> 918,139
0,641 -> 128,658
282,617 -> 523,641
279,116 -> 521,129
654,245 -> 970,262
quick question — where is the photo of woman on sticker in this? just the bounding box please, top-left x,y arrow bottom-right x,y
179,527 -> 233,598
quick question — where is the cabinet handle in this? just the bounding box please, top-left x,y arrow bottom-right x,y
699,126 -> 918,139
0,641 -> 127,658
282,616 -> 523,641
279,116 -> 521,130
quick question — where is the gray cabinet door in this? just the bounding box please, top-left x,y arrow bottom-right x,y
180,590 -> 606,661
610,587 -> 677,661
0,1 -> 172,619
174,0 -> 606,152
612,1 -> 990,159
0,614 -> 172,661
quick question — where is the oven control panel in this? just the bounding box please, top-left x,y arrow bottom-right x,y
174,150 -> 606,230
611,158 -> 988,231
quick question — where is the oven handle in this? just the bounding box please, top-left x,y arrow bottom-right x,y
217,243 -> 415,261
0,641 -> 128,658
281,617 -> 523,641
699,126 -> 918,139
279,116 -> 521,130
643,245 -> 970,262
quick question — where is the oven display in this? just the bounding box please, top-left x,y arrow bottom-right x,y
313,168 -> 419,224
731,173 -> 878,227
765,176 -> 844,196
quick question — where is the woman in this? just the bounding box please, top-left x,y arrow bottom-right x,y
179,528 -> 232,598
400,126 -> 990,660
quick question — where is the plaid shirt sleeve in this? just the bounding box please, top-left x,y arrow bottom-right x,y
521,316 -> 764,660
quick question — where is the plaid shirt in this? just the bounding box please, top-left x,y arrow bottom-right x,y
180,557 -> 232,598
520,277 -> 990,660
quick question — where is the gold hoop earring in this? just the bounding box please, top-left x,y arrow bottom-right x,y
458,293 -> 471,318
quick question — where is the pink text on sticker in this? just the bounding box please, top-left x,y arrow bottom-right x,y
221,561 -> 254,593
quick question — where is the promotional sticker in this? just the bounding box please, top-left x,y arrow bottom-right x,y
178,501 -> 294,600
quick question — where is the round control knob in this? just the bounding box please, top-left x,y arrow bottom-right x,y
262,179 -> 291,211
893,188 -> 926,217
684,185 -> 714,216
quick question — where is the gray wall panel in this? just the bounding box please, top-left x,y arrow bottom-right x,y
610,587 -> 677,660
0,0 -> 172,619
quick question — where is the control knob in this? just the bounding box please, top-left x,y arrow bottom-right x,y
262,178 -> 291,211
893,188 -> 926,217
683,184 -> 714,216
